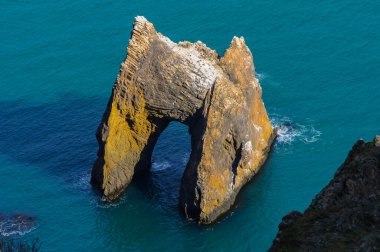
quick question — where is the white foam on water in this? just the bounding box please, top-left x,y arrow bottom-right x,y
151,161 -> 171,172
93,194 -> 128,209
255,72 -> 266,81
73,171 -> 91,191
0,217 -> 36,237
270,114 -> 322,145
95,200 -> 124,209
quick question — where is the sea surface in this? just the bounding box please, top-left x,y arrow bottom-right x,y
1,1 -> 379,251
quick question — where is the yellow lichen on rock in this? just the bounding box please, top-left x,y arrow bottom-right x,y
184,37 -> 276,223
100,88 -> 154,199
92,16 -> 276,224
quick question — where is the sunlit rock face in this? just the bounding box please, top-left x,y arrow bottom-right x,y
91,16 -> 275,224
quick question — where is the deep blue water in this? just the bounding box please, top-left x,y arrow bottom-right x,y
1,1 -> 380,251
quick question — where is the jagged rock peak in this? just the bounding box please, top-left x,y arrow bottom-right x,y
91,16 -> 276,224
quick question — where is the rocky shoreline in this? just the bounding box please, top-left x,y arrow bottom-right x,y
270,137 -> 380,251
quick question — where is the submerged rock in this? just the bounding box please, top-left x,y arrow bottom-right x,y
0,213 -> 36,236
270,137 -> 380,251
91,16 -> 275,224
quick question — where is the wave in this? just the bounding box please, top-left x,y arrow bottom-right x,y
151,161 -> 171,172
270,115 -> 322,145
255,72 -> 267,81
0,214 -> 36,237
95,198 -> 126,209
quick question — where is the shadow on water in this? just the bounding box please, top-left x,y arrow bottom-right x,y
0,94 -> 106,187
0,94 -> 275,249
0,95 -> 192,208
0,94 -> 281,250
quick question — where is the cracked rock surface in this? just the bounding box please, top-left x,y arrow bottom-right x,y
91,16 -> 275,224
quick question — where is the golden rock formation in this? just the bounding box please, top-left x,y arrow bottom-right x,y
92,16 -> 276,224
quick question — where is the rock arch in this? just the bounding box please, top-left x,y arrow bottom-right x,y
91,16 -> 276,224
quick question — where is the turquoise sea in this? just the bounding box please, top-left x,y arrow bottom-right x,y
1,1 -> 380,251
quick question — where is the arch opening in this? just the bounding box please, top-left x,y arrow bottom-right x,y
91,16 -> 276,224
133,121 -> 191,210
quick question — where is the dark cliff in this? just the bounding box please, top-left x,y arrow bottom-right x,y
270,137 -> 380,252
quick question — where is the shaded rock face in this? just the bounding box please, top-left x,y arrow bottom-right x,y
270,137 -> 380,252
91,16 -> 275,224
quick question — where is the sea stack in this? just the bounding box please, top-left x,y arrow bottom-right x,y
91,16 -> 276,224
270,137 -> 380,251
